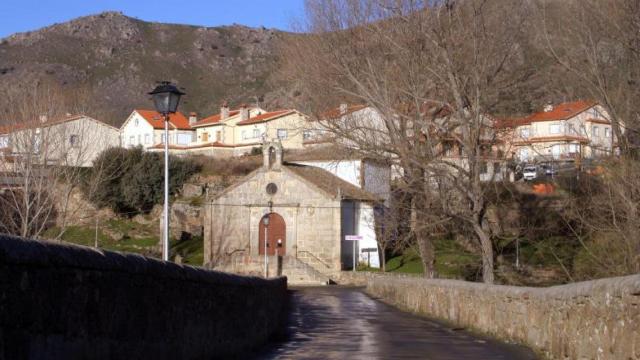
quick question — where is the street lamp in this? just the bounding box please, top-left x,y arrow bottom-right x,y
263,215 -> 270,277
149,81 -> 185,262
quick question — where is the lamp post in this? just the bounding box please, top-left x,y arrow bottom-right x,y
263,215 -> 269,277
149,81 -> 185,261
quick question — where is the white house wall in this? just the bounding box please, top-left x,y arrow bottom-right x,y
292,160 -> 362,188
357,203 -> 380,268
121,113 -> 155,149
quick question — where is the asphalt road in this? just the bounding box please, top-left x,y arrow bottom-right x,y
254,286 -> 537,360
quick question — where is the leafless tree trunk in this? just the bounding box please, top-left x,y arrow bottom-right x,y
0,83 -> 111,239
280,0 -> 531,283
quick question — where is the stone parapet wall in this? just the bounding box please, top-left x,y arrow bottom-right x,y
338,271 -> 639,359
0,235 -> 287,359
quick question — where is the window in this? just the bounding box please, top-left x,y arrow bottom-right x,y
552,144 -> 562,158
134,118 -> 139,126
69,135 -> 79,147
137,135 -> 141,145
480,161 -> 488,174
592,126 -> 599,137
549,124 -> 562,134
144,134 -> 150,144
242,130 -> 247,140
129,136 -> 135,145
519,148 -> 529,160
161,134 -> 165,144
520,127 -> 530,138
177,133 -> 191,145
580,124 -> 587,136
604,128 -> 611,138
277,129 -> 288,140
303,130 -> 312,140
0,135 -> 9,148
569,144 -> 579,153
494,162 -> 502,175
253,128 -> 260,138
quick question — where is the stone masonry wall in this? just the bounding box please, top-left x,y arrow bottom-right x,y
205,167 -> 343,273
339,272 -> 640,359
0,235 -> 288,360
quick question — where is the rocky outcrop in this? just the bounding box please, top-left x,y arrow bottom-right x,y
0,11 -> 288,125
169,201 -> 203,240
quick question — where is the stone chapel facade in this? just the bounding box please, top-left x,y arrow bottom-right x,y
203,141 -> 383,283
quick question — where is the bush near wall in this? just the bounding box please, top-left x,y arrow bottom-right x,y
85,147 -> 200,214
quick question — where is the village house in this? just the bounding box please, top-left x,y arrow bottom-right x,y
204,140 -> 385,284
0,114 -> 120,168
142,103 -> 308,157
119,109 -> 196,149
499,101 -> 618,163
312,103 -> 511,182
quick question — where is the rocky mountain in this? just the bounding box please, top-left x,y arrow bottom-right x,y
0,12 -> 290,126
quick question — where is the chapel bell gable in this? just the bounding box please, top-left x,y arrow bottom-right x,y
262,140 -> 283,170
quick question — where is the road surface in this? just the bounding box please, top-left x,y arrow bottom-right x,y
254,286 -> 537,359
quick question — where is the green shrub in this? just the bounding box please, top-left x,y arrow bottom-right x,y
84,147 -> 200,215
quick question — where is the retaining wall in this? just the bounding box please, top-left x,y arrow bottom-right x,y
0,235 -> 288,360
339,272 -> 640,359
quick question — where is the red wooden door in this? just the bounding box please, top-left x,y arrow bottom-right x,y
259,213 -> 286,256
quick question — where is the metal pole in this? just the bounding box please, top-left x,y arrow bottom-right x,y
516,238 -> 520,268
94,216 -> 99,248
163,114 -> 170,261
352,240 -> 356,272
264,225 -> 268,277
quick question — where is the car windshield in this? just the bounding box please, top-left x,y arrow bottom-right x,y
524,167 -> 537,172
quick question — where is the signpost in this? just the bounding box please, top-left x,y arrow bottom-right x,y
361,248 -> 377,268
345,235 -> 362,271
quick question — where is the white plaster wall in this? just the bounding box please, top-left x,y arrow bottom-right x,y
363,161 -> 391,202
292,160 -> 362,187
121,112 -> 155,148
357,203 -> 380,268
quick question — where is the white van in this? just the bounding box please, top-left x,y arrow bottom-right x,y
522,165 -> 539,181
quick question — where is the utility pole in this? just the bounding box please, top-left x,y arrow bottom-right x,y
263,215 -> 269,277
94,216 -> 99,248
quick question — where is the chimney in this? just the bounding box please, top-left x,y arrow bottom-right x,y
39,115 -> 47,123
240,104 -> 250,121
220,101 -> 230,120
339,103 -> 348,114
189,112 -> 198,126
543,103 -> 554,112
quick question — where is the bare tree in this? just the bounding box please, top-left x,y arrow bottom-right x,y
537,0 -> 640,155
280,0 -> 531,283
0,83 -> 115,239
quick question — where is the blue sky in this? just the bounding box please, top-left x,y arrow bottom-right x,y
0,0 -> 306,38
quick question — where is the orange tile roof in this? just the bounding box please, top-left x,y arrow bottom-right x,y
527,100 -> 597,122
319,104 -> 367,120
236,110 -> 294,126
135,110 -> 192,130
495,101 -> 600,129
149,141 -> 262,150
192,110 -> 241,127
0,114 -> 112,134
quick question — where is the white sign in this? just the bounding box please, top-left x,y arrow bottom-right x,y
345,235 -> 362,241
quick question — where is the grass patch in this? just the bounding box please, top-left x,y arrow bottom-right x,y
171,236 -> 204,266
385,238 -> 482,280
46,221 -> 204,266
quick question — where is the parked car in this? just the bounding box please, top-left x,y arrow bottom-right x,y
522,165 -> 539,181
540,164 -> 558,176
